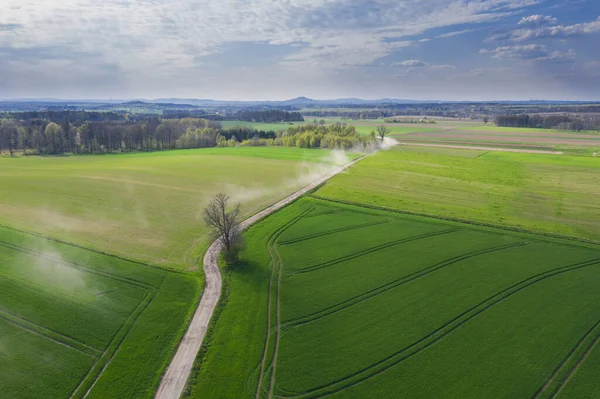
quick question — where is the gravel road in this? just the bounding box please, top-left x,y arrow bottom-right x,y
155,153 -> 370,399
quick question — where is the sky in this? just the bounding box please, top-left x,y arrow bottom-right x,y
0,0 -> 599,101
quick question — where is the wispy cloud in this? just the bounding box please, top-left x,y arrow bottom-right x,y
1,0 -> 599,100
480,44 -> 575,61
518,15 -> 558,26
487,16 -> 600,42
392,59 -> 455,69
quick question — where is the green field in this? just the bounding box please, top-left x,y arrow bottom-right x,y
0,225 -> 201,398
315,146 -> 600,243
187,197 -> 600,398
0,147 -> 347,270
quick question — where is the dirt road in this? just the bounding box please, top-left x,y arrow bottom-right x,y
155,153 -> 372,399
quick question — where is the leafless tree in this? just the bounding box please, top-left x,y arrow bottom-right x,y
203,194 -> 243,259
376,125 -> 391,141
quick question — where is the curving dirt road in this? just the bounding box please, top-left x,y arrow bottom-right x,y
155,152 -> 373,399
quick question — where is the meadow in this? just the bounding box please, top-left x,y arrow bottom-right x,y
187,197 -> 600,398
315,146 -> 600,243
0,147 -> 348,270
0,225 -> 201,398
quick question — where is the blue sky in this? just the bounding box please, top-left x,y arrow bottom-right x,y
0,0 -> 599,100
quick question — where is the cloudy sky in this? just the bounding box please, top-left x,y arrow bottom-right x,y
1,0 -> 599,100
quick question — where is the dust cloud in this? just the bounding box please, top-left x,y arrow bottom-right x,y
24,240 -> 88,295
223,149 -> 352,207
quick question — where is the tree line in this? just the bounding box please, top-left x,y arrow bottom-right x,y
0,117 -> 375,155
495,114 -> 600,132
234,109 -> 304,123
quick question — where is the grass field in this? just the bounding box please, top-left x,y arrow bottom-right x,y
187,197 -> 600,398
0,225 -> 201,398
315,146 -> 600,243
0,147 -> 350,270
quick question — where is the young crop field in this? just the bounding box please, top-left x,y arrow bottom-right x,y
187,197 -> 600,398
0,147 -> 349,270
315,146 -> 600,243
0,225 -> 201,398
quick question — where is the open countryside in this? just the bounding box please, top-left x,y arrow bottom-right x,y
3,1 -> 600,398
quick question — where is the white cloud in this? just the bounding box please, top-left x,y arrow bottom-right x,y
480,44 -> 575,61
391,59 -> 455,74
488,16 -> 600,42
518,15 -> 558,26
436,28 -> 478,38
0,0 -> 543,75
393,60 -> 428,67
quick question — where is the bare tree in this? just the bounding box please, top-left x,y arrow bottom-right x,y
203,193 -> 243,262
376,125 -> 391,141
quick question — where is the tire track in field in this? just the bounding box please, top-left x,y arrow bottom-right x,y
0,307 -> 101,357
533,318 -> 600,399
303,210 -> 337,219
71,273 -> 167,399
0,271 -> 108,315
157,151 -> 375,399
278,219 -> 390,245
0,239 -> 155,290
255,239 -> 279,399
290,229 -> 458,275
277,258 -> 600,399
282,242 -> 529,330
255,208 -> 315,399
268,242 -> 285,399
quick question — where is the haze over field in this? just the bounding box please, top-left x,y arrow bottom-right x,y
2,1 -> 600,399
1,0 -> 599,100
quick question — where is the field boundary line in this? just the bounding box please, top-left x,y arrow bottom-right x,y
291,229 -> 458,275
308,196 -> 600,248
276,258 -> 600,398
278,219 -> 390,245
533,317 -> 600,399
0,239 -> 156,290
0,307 -> 101,357
282,242 -> 528,329
0,223 -> 190,275
156,151 -> 376,399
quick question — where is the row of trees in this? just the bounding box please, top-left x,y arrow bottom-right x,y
0,117 -> 226,155
234,109 -> 304,123
0,117 -> 382,155
495,114 -> 600,131
229,123 -> 377,150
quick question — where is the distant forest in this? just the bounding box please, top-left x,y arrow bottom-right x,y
0,111 -> 368,155
495,114 -> 600,131
234,109 -> 304,123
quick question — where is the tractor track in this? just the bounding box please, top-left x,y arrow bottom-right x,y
156,151 -> 376,399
